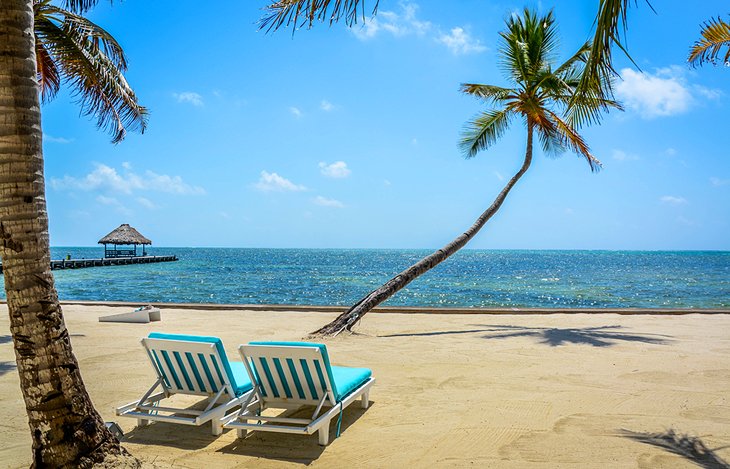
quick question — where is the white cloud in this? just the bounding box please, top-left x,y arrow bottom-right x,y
319,161 -> 351,178
352,3 -> 431,40
660,195 -> 688,206
43,133 -> 73,144
289,106 -> 302,118
351,2 -> 484,56
121,161 -> 132,170
254,171 -> 307,192
611,149 -> 639,162
494,171 -> 505,181
616,66 -> 720,118
173,91 -> 203,107
320,100 -> 335,111
564,208 -> 575,215
383,179 -> 392,186
438,27 -> 486,55
411,138 -> 418,145
665,148 -> 677,156
136,197 -> 158,209
50,163 -> 205,195
710,177 -> 730,187
313,196 -> 344,208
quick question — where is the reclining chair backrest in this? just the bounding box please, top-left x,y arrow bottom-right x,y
143,333 -> 238,398
241,342 -> 338,406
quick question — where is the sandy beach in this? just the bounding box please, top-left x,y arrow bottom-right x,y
1,304 -> 729,468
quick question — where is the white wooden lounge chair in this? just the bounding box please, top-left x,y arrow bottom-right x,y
116,333 -> 253,435
223,341 -> 375,445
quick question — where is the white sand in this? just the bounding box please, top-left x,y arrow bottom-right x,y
1,304 -> 729,468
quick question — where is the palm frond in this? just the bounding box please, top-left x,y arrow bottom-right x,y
260,0 -> 378,32
688,16 -> 730,67
460,83 -> 515,106
35,41 -> 61,102
545,109 -> 602,171
62,0 -> 102,14
459,109 -> 513,159
36,10 -> 147,143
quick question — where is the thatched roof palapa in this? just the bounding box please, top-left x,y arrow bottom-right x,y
98,224 -> 152,245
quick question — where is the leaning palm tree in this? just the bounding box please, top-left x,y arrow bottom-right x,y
0,0 -> 144,466
312,9 -> 620,336
688,16 -> 730,68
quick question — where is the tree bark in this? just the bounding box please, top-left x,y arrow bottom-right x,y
0,1 -> 139,467
312,123 -> 535,337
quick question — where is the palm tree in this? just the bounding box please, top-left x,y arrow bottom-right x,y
0,0 -> 144,465
311,9 -> 620,336
689,16 -> 730,68
262,0 -> 632,103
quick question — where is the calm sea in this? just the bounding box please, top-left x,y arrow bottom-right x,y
1,248 -> 727,308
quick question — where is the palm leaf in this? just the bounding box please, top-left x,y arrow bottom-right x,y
260,0 -> 378,32
35,41 -> 61,102
459,83 -> 515,106
35,6 -> 147,143
545,109 -> 602,171
459,109 -> 514,159
688,16 -> 730,67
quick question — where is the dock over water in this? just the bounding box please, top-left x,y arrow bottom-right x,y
0,255 -> 178,273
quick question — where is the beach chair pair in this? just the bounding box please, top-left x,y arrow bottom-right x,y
115,333 -> 375,445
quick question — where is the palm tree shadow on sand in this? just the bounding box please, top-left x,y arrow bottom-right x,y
382,325 -> 671,347
619,429 -> 730,469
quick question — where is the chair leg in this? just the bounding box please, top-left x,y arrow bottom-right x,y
318,420 -> 331,446
361,391 -> 370,409
212,420 -> 223,436
237,428 -> 247,439
136,418 -> 149,428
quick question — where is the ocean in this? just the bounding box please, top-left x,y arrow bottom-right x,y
1,248 -> 727,308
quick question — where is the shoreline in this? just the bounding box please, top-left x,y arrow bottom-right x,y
20,300 -> 730,315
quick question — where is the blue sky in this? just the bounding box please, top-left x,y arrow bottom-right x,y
42,0 -> 730,250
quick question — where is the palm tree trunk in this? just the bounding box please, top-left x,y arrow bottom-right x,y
0,2 -> 138,467
312,123 -> 535,337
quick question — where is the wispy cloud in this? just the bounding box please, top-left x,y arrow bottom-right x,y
320,100 -> 335,111
43,133 -> 73,144
710,177 -> 730,187
136,197 -> 158,210
173,91 -> 204,107
494,171 -> 505,181
438,27 -> 486,55
351,2 -> 485,56
616,66 -> 720,118
319,161 -> 351,178
611,149 -> 639,161
313,195 -> 344,208
660,195 -> 688,206
51,164 -> 205,195
96,195 -> 132,215
254,171 -> 307,192
289,106 -> 302,118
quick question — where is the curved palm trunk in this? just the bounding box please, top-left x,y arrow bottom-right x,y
312,124 -> 535,337
0,2 -> 138,467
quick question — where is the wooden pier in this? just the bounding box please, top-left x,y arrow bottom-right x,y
0,255 -> 178,273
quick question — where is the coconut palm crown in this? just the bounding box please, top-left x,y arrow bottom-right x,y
33,0 -> 147,143
460,9 -> 621,170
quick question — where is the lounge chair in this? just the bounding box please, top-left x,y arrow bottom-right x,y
223,341 -> 375,445
116,333 -> 253,435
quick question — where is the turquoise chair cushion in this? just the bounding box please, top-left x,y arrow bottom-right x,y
148,333 -> 252,396
248,341 -> 371,401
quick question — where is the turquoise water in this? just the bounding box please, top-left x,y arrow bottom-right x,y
1,248 -> 728,308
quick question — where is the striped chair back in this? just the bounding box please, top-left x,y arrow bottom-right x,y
240,344 -> 336,406
143,338 -> 235,397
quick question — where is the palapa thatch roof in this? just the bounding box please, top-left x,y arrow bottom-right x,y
98,224 -> 152,245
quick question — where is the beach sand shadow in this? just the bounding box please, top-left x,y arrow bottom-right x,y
0,361 -> 17,376
217,404 -> 372,465
383,325 -> 671,347
122,420 -> 222,450
619,429 -> 730,468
